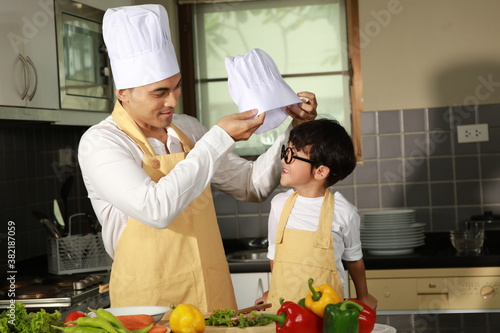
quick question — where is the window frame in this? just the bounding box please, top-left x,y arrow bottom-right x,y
177,0 -> 363,161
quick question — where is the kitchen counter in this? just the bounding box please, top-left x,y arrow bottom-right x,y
225,231 -> 500,273
363,230 -> 500,270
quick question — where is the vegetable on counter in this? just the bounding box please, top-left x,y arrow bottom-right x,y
259,299 -> 323,333
68,317 -> 122,332
0,301 -> 63,333
305,278 -> 341,318
323,300 -> 364,333
116,314 -> 156,331
346,298 -> 376,333
297,298 -> 306,308
169,304 -> 205,333
65,311 -> 87,326
147,327 -> 168,333
59,308 -> 165,333
205,308 -> 273,328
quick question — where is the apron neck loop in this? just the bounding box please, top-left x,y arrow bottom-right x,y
112,101 -> 195,156
275,189 -> 335,248
112,101 -> 157,157
275,191 -> 299,244
313,189 -> 335,249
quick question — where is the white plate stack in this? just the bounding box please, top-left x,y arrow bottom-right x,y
360,209 -> 425,255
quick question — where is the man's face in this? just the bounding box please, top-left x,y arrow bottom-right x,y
118,73 -> 182,131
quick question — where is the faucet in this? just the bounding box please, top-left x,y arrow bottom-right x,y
248,238 -> 269,249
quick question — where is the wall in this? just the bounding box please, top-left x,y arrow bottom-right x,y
0,121 -> 92,260
359,0 -> 500,111
214,103 -> 500,238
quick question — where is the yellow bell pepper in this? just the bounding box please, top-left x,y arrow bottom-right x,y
169,304 -> 206,333
305,278 -> 342,318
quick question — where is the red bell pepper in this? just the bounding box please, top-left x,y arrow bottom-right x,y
347,298 -> 376,333
259,300 -> 322,333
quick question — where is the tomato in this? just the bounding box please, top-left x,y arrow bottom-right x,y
64,310 -> 86,326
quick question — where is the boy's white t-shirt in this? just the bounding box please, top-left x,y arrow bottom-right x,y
267,188 -> 363,292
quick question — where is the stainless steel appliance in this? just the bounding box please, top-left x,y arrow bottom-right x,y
55,0 -> 113,112
0,273 -> 110,318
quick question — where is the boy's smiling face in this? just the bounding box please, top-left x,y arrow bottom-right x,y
280,145 -> 316,190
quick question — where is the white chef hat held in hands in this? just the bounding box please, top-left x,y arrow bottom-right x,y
225,49 -> 302,134
103,4 -> 179,90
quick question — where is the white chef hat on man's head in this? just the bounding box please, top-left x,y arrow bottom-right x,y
225,49 -> 302,134
103,4 -> 179,90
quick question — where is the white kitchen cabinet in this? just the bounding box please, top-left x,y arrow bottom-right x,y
230,273 -> 269,309
0,0 -> 59,109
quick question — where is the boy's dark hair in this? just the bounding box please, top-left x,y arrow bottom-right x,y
288,118 -> 356,187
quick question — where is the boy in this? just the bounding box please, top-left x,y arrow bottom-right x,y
258,118 -> 377,312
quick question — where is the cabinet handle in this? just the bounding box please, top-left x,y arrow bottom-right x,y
18,54 -> 31,100
26,56 -> 38,101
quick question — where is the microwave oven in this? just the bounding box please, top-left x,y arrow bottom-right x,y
55,0 -> 113,112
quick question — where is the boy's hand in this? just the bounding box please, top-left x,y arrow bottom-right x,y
357,293 -> 378,311
254,290 -> 269,306
286,91 -> 318,127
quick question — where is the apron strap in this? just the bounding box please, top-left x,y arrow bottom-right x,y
275,191 -> 298,244
314,189 -> 335,249
170,124 -> 194,153
112,101 -> 157,157
275,189 -> 335,249
112,101 -> 195,157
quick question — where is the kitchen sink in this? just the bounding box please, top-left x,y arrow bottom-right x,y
226,249 -> 268,263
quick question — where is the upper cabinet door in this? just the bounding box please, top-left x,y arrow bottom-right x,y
0,1 -> 25,107
0,0 -> 59,109
20,0 -> 59,109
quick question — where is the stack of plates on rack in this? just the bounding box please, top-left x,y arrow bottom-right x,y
361,209 -> 425,255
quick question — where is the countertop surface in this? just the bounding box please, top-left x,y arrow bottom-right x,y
225,231 -> 500,273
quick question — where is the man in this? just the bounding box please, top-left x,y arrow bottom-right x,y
78,4 -> 316,314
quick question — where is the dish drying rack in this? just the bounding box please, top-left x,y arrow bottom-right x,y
47,213 -> 113,275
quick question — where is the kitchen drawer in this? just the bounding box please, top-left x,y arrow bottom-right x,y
350,278 -> 418,310
416,278 -> 448,294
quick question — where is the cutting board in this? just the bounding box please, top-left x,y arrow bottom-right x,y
156,321 -> 275,333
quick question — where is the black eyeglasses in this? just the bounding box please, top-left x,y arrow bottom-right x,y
281,145 -> 319,165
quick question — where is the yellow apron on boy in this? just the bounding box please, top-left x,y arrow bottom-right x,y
109,102 -> 237,317
267,189 -> 344,311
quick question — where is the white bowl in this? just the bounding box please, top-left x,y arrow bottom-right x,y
104,306 -> 170,323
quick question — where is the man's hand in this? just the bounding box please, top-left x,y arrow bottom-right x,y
286,91 -> 318,127
216,109 -> 265,141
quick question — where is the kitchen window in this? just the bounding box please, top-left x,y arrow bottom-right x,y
178,0 -> 362,159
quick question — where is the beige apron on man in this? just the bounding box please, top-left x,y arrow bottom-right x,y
267,189 -> 344,311
109,102 -> 237,317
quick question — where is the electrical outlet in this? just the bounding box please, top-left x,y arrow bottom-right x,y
457,124 -> 489,143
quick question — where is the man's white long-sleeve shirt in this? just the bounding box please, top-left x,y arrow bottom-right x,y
78,114 -> 288,258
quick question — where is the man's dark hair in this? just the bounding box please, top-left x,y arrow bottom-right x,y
288,118 -> 356,187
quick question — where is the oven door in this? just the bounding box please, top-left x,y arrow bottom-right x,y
55,1 -> 112,112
